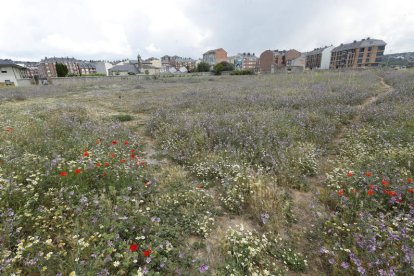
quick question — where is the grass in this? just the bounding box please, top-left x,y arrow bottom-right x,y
1,69 -> 413,275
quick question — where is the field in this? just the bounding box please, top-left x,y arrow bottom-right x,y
1,69 -> 414,275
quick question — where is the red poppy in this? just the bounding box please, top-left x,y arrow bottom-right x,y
110,152 -> 116,158
112,140 -> 117,145
5,127 -> 13,132
337,189 -> 344,196
381,180 -> 389,187
124,141 -> 129,145
60,171 -> 67,177
347,171 -> 353,177
131,149 -> 135,153
104,162 -> 110,167
144,181 -> 151,187
197,184 -> 204,189
408,178 -> 413,184
130,244 -> 139,252
385,190 -> 397,197
102,172 -> 107,177
120,159 -> 126,163
365,172 -> 372,177
367,189 -> 375,196
83,151 -> 90,157
408,188 -> 414,194
96,163 -> 102,167
130,154 -> 136,159
143,249 -> 151,257
369,184 -> 376,189
75,169 -> 81,175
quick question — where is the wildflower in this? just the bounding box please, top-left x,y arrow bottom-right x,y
146,257 -> 152,263
367,189 -> 375,196
113,261 -> 120,267
408,188 -> 414,194
143,249 -> 151,257
151,217 -> 161,223
104,162 -> 110,167
96,163 -> 102,167
83,151 -> 90,157
131,149 -> 135,153
196,183 -> 204,189
341,262 -> 349,269
69,272 -> 76,276
365,172 -> 372,177
110,152 -> 116,158
96,139 -> 101,144
74,169 -> 81,175
120,159 -> 126,163
124,141 -> 129,145
60,171 -> 67,177
5,127 -> 13,132
408,178 -> 413,183
112,140 -> 117,145
347,171 -> 353,177
199,264 -> 209,273
130,154 -> 136,159
337,189 -> 344,196
130,244 -> 139,252
381,180 -> 389,187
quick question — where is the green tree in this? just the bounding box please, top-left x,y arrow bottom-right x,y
213,61 -> 234,75
55,63 -> 69,77
197,62 -> 210,72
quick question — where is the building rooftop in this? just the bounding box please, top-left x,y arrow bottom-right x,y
203,48 -> 226,55
110,64 -> 139,73
333,38 -> 386,52
0,59 -> 26,69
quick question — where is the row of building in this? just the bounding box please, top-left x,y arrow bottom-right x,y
202,37 -> 386,73
1,37 -> 386,86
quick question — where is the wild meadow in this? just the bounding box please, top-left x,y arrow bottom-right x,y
0,69 -> 413,275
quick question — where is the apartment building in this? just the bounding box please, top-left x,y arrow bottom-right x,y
203,48 -> 228,65
330,38 -> 386,69
0,59 -> 30,86
259,49 -> 301,73
305,45 -> 335,69
38,57 -> 97,77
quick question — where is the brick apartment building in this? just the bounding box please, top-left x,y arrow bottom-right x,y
259,49 -> 301,73
161,55 -> 197,71
38,57 -> 97,78
202,48 -> 228,65
330,38 -> 386,69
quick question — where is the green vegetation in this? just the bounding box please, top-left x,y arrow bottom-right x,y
196,61 -> 210,72
1,70 -> 413,274
56,63 -> 69,77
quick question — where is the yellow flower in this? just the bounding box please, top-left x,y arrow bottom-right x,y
69,271 -> 76,276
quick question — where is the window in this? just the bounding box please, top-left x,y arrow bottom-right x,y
375,57 -> 382,63
378,46 -> 385,51
358,59 -> 362,63
377,51 -> 384,56
368,47 -> 372,51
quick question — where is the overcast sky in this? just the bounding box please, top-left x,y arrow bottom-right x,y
1,0 -> 413,61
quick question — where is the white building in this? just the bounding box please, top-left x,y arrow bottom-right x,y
306,45 -> 334,70
92,61 -> 113,76
0,60 -> 30,87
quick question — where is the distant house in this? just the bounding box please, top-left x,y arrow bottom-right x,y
229,53 -> 258,71
78,62 -> 97,75
259,49 -> 301,73
0,59 -> 30,86
38,57 -> 97,77
108,64 -> 139,76
203,48 -> 228,66
161,55 -> 196,71
330,38 -> 386,69
305,46 -> 335,69
287,54 -> 306,72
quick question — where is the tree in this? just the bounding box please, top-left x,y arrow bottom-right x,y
197,62 -> 210,72
56,63 -> 69,77
213,61 -> 234,75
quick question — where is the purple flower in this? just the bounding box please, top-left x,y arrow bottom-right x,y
260,213 -> 270,224
151,217 -> 161,223
146,257 -> 152,263
320,247 -> 329,254
199,264 -> 209,273
328,258 -> 335,265
341,262 -> 349,269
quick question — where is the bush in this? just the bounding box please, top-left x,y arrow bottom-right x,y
230,70 -> 255,75
196,62 -> 210,72
112,114 -> 133,122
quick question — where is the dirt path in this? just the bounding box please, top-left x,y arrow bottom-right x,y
290,76 -> 394,274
